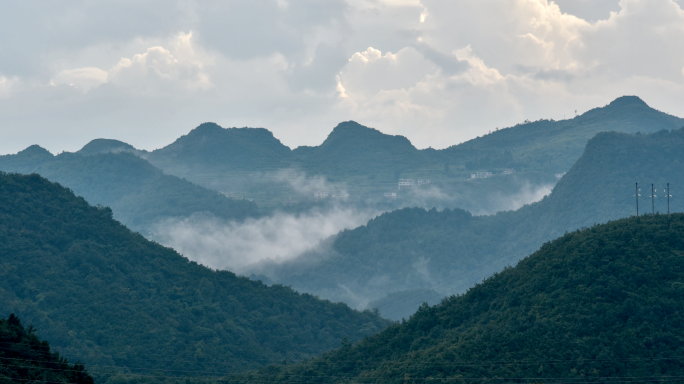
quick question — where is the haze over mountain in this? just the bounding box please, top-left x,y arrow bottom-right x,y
250,126 -> 684,318
0,150 -> 258,234
40,96 -> 676,223
0,172 -> 389,381
231,214 -> 684,383
111,96 -> 682,213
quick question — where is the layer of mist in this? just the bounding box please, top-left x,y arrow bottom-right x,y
395,181 -> 555,216
151,207 -> 378,273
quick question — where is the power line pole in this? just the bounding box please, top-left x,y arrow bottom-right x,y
635,183 -> 639,217
668,183 -> 670,217
652,183 -> 655,215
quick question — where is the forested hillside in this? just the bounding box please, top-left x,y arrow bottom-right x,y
0,173 -> 389,381
0,149 -> 258,233
0,314 -> 94,384
445,95 -> 684,173
234,215 -> 684,383
252,127 -> 684,318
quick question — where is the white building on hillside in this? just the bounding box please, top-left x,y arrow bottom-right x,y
384,192 -> 397,199
418,179 -> 431,185
398,179 -> 414,190
314,191 -> 329,199
470,172 -> 493,179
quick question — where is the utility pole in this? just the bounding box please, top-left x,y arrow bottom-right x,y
636,183 -> 639,217
652,183 -> 655,215
668,183 -> 670,217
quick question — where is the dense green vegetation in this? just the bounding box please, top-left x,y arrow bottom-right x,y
232,214 -> 684,383
253,127 -> 684,317
0,173 -> 390,381
0,149 -> 259,233
1,314 -> 94,384
445,96 -> 684,173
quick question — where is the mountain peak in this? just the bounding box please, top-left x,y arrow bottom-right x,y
77,139 -> 136,156
323,121 -> 414,148
188,122 -> 224,136
607,95 -> 649,108
16,144 -> 53,157
328,121 -> 383,137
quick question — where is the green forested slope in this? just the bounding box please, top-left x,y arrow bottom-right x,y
445,95 -> 684,172
236,215 -> 684,383
0,173 -> 389,380
1,314 -> 94,384
254,127 -> 684,317
0,150 -> 259,233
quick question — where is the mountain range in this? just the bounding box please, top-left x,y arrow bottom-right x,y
61,95 -> 684,212
251,127 -> 684,318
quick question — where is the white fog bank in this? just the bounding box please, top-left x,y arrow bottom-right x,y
152,207 -> 379,272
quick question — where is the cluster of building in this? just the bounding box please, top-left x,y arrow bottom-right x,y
469,169 -> 516,180
313,191 -> 349,200
397,178 -> 432,190
555,172 -> 566,179
220,191 -> 253,201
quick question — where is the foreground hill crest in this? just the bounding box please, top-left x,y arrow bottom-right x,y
232,214 -> 684,383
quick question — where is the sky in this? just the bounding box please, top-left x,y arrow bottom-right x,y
1,0 -> 684,155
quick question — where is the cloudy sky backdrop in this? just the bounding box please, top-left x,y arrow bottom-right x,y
2,0 -> 684,155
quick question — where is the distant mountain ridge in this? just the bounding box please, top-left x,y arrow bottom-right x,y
445,95 -> 684,172
145,122 -> 292,174
67,96 -> 682,209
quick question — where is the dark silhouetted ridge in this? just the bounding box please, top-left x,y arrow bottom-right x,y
0,314 -> 94,384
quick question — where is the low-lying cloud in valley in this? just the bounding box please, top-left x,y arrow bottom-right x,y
152,207 -> 378,272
